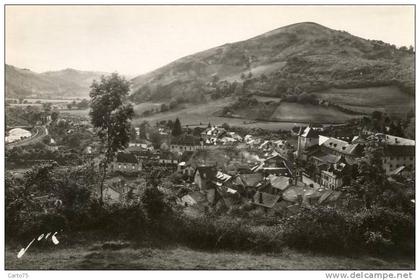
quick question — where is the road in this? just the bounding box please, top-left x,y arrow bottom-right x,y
6,126 -> 47,148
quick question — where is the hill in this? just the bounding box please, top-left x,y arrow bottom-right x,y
129,22 -> 414,106
5,64 -> 107,99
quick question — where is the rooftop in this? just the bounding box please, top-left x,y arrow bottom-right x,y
116,152 -> 138,164
321,137 -> 360,155
236,173 -> 264,187
268,175 -> 291,191
300,126 -> 319,138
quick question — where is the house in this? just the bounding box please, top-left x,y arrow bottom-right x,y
159,151 -> 180,166
212,170 -> 233,187
267,175 -> 292,195
262,154 -> 293,177
363,133 -> 415,175
177,161 -> 195,177
235,173 -> 263,189
382,145 -> 415,175
235,173 -> 264,198
320,162 -> 350,190
170,134 -> 203,153
193,165 -> 217,190
111,152 -> 142,173
179,191 -> 207,207
103,186 -> 121,203
319,137 -> 363,161
128,139 -> 154,151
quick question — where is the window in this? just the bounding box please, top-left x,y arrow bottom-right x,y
389,164 -> 393,169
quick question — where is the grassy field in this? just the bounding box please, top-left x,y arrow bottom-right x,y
5,244 -> 414,270
59,98 -> 306,131
63,86 -> 411,131
134,98 -> 306,130
271,102 -> 362,123
133,102 -> 163,116
60,109 -> 89,117
313,86 -> 414,116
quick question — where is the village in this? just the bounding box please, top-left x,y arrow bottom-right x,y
72,114 -> 415,217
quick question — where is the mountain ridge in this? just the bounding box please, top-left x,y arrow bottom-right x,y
5,64 -> 109,99
129,22 -> 414,104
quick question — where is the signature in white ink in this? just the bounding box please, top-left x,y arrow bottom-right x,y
17,231 -> 61,259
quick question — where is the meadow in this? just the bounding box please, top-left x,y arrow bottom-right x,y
313,86 -> 414,116
270,102 -> 361,123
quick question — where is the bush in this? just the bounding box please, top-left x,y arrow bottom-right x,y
282,206 -> 414,256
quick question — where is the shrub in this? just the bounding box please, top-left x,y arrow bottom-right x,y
282,206 -> 414,257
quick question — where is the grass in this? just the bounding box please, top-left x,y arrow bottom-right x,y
60,109 -> 89,117
59,98 -> 305,131
271,102 -> 362,123
313,86 -> 414,116
133,98 -> 306,131
62,85 -> 412,130
133,102 -> 162,116
5,244 -> 414,270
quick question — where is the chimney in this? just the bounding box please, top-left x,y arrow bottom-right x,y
259,192 -> 263,204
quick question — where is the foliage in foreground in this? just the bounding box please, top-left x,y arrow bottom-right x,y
5,162 -> 414,258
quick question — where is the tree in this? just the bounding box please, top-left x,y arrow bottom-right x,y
139,121 -> 148,139
51,111 -> 59,123
89,73 -> 134,205
404,118 -> 415,140
77,99 -> 89,109
42,103 -> 52,114
172,117 -> 182,137
160,103 -> 169,112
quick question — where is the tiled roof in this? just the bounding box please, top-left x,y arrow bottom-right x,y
378,133 -> 415,146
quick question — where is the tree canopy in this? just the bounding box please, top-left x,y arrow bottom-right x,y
89,73 -> 134,204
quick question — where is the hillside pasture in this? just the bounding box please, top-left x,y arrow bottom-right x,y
133,102 -> 163,116
313,86 -> 414,116
134,98 -> 306,130
271,102 -> 362,123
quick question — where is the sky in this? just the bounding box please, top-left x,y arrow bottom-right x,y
5,5 -> 415,76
